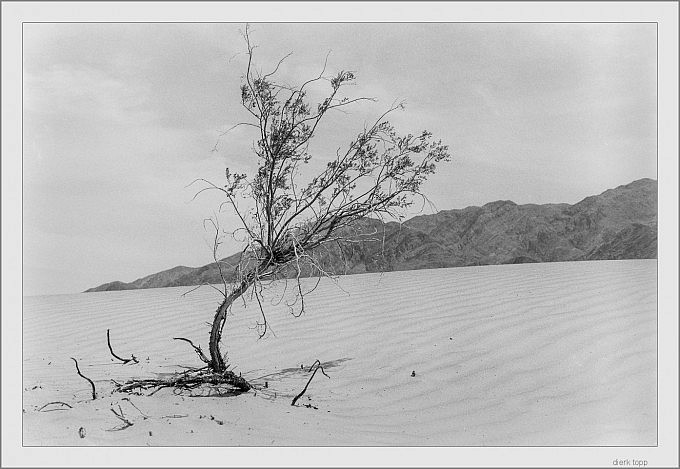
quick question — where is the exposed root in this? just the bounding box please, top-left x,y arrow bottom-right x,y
112,368 -> 251,397
107,329 -> 138,364
291,359 -> 330,406
71,357 -> 97,400
38,401 -> 73,412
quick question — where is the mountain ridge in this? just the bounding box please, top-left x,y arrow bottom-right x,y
85,178 -> 657,292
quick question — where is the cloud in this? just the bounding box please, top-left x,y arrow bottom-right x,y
21,23 -> 657,294
24,65 -> 156,124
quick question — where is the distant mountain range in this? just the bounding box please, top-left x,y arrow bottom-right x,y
86,178 -> 657,292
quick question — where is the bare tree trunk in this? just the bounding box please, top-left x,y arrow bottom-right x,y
208,274 -> 256,373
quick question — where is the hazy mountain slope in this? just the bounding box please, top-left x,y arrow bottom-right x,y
85,178 -> 657,292
85,266 -> 195,293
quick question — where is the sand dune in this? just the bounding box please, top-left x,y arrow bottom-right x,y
22,259 -> 656,446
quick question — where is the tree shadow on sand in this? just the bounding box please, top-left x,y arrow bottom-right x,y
250,357 -> 352,384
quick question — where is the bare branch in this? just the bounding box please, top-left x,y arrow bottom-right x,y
204,216 -> 230,296
173,337 -> 211,364
181,282 -> 227,298
263,51 -> 293,80
252,285 -> 268,339
212,121 -> 260,152
187,27 -> 450,375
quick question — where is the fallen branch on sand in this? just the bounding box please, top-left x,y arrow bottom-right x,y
71,357 -> 97,400
107,329 -> 138,364
291,359 -> 330,406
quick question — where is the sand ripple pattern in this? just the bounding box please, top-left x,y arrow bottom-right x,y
23,260 -> 656,446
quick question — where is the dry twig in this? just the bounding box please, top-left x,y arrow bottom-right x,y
173,337 -> 211,364
121,397 -> 149,418
107,405 -> 133,431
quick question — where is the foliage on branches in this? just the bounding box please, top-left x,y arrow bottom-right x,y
194,26 -> 451,373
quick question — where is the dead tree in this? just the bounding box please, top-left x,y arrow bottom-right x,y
192,25 -> 451,377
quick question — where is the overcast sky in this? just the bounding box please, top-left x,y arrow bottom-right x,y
22,23 -> 657,296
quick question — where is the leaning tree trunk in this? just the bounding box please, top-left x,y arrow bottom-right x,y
208,272 -> 257,373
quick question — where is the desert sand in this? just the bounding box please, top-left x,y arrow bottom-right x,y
22,259 -> 656,446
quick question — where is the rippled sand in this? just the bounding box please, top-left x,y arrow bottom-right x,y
22,260 -> 656,446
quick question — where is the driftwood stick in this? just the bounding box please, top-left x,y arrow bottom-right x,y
37,401 -> 73,412
107,329 -> 138,364
291,359 -> 330,406
71,357 -> 97,400
173,337 -> 210,364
